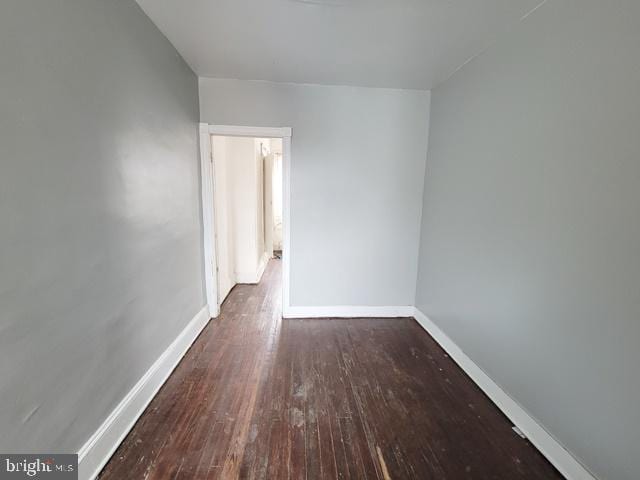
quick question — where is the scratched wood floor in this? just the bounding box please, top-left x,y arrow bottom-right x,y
99,260 -> 563,480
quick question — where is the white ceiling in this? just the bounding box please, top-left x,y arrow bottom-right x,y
136,0 -> 544,90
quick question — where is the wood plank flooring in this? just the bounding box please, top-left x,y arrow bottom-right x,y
99,260 -> 563,479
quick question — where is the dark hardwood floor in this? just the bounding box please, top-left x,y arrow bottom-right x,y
99,260 -> 563,479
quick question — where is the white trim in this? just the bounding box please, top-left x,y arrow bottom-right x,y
256,251 -> 270,283
208,124 -> 292,139
199,124 -> 219,318
235,252 -> 270,284
283,305 -> 414,319
235,273 -> 259,284
281,136 -> 292,316
200,124 -> 292,316
77,306 -> 211,480
411,308 -> 597,480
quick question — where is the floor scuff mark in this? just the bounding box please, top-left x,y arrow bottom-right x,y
376,445 -> 392,480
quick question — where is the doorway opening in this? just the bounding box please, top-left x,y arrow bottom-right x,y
199,124 -> 291,318
211,135 -> 283,303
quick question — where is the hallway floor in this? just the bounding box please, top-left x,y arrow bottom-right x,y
99,260 -> 562,479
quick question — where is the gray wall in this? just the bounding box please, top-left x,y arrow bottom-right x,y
415,1 -> 640,479
200,78 -> 430,307
0,1 -> 204,454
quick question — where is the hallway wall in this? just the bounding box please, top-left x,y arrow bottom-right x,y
415,1 -> 640,479
200,78 -> 430,307
0,0 -> 203,455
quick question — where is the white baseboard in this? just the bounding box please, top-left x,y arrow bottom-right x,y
235,273 -> 257,283
77,306 -> 211,480
283,305 -> 414,319
412,308 -> 596,480
256,252 -> 269,283
235,253 -> 270,284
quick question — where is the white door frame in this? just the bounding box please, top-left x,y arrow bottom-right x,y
199,123 -> 292,318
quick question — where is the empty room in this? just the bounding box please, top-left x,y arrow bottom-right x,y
1,1 -> 638,480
